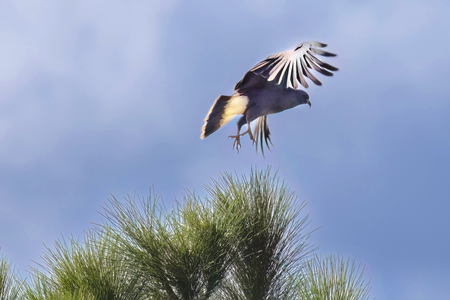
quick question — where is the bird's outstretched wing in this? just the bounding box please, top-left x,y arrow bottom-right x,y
248,41 -> 338,89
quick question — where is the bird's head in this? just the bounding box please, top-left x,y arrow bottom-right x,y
296,89 -> 311,107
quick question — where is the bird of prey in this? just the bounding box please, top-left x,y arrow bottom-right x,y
200,41 -> 338,154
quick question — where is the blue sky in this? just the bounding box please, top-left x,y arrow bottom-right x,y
1,0 -> 449,299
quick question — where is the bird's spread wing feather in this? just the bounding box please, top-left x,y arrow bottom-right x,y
248,41 -> 338,89
253,115 -> 273,156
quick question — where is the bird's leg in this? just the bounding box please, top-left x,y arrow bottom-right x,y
234,122 -> 254,141
246,121 -> 254,142
228,122 -> 254,150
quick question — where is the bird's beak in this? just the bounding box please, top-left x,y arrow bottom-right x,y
307,99 -> 311,107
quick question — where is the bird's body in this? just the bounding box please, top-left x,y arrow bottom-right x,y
235,81 -> 309,121
201,41 -> 338,154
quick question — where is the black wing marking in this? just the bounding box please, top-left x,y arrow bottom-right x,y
248,41 -> 338,89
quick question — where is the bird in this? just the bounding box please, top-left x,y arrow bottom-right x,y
200,41 -> 338,154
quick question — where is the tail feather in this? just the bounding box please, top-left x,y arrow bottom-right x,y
254,115 -> 273,156
201,95 -> 232,139
201,95 -> 248,139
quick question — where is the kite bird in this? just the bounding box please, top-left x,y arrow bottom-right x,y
200,41 -> 338,154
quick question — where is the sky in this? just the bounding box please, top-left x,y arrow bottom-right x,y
1,0 -> 449,299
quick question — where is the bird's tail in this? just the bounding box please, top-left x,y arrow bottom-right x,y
201,95 -> 248,139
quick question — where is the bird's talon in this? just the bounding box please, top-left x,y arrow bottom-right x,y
229,135 -> 242,152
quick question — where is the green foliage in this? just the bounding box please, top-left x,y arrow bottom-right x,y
25,272 -> 94,300
103,190 -> 234,300
27,229 -> 145,300
0,255 -> 24,300
2,168 -> 374,300
206,168 -> 313,300
297,254 -> 372,300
